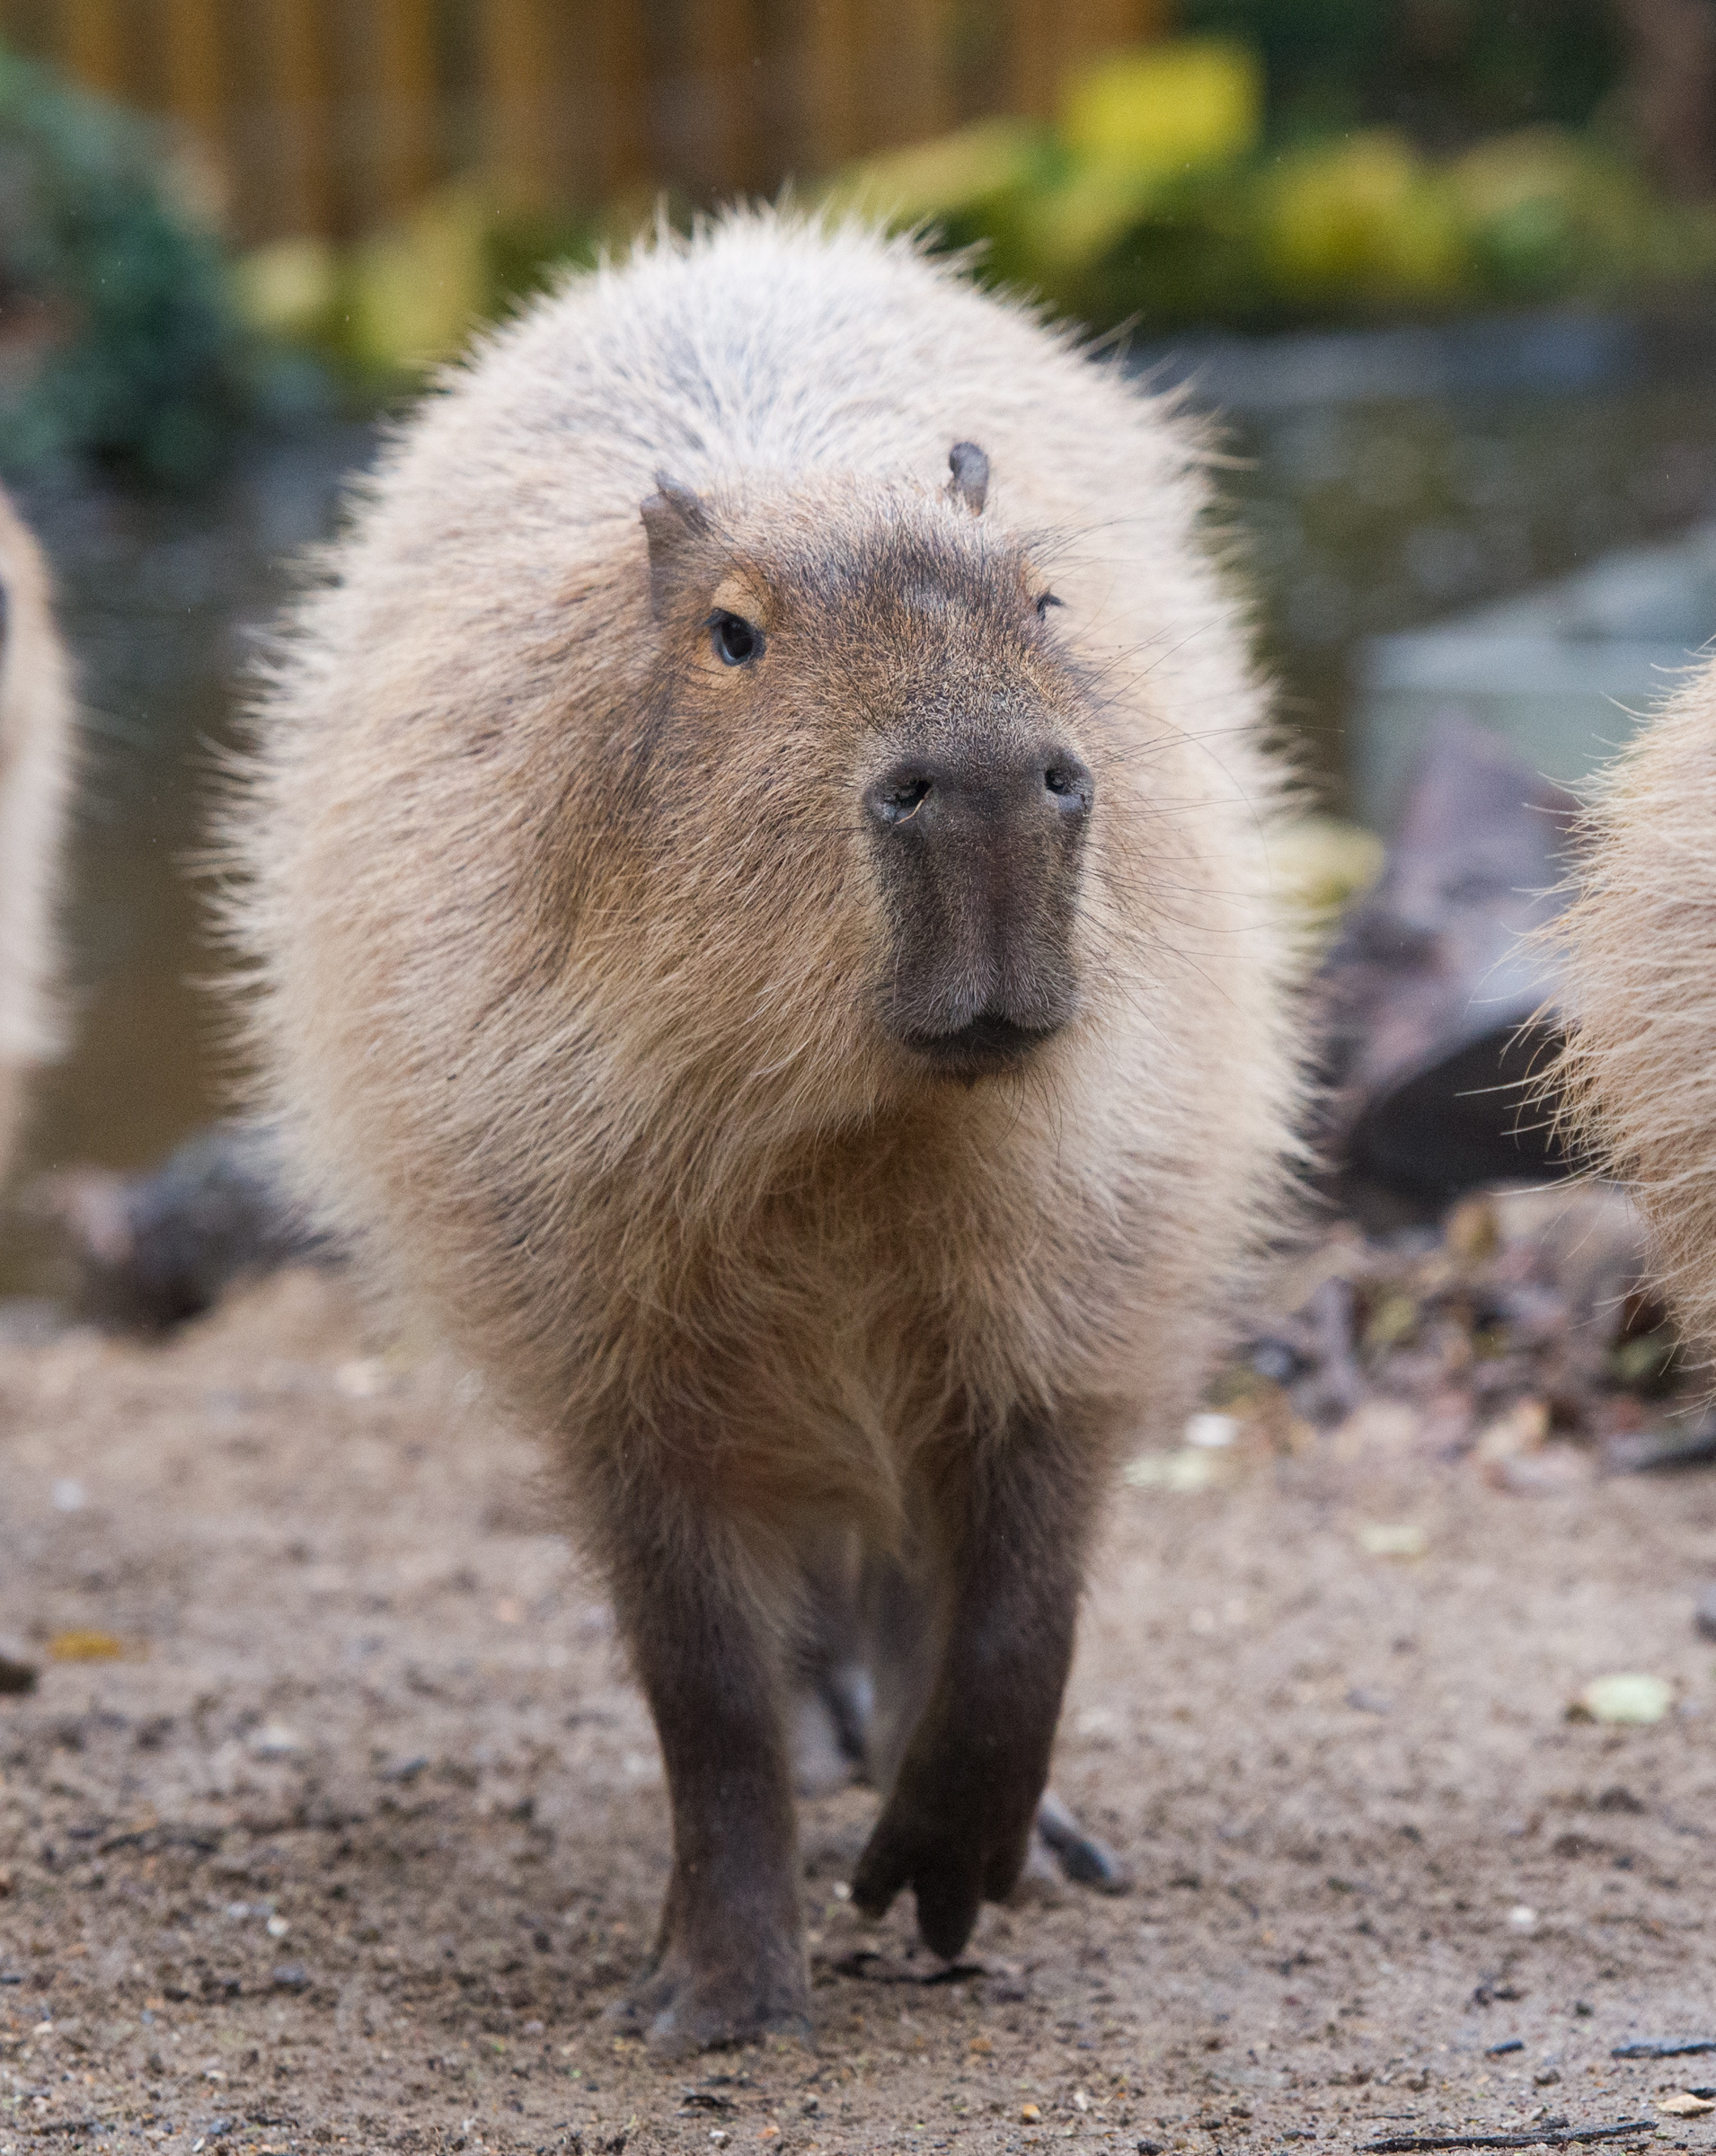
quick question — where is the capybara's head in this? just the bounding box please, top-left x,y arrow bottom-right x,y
635,443 -> 1097,1089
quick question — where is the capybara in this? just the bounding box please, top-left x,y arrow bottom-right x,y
0,486 -> 73,1183
1556,658 -> 1716,1353
227,212 -> 1302,2053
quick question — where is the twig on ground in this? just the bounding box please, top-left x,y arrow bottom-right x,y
1612,2038 -> 1716,2058
1362,2125 -> 1657,2152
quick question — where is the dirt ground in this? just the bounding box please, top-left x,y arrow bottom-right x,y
4,1256 -> 1716,2156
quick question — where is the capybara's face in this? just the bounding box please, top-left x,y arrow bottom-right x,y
640,473 -> 1096,1085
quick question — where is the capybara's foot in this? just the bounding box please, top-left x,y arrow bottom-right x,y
851,1745 -> 1039,1959
606,1940 -> 809,2057
1035,1788 -> 1131,1893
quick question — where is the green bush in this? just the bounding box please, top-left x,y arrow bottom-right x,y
0,41 -> 258,482
831,39 -> 1716,336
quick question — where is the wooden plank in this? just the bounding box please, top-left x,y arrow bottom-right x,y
159,0 -> 234,226
589,0 -> 650,205
370,0 -> 438,217
477,0 -> 553,209
162,0 -> 226,137
1007,0 -> 1059,120
258,0 -> 336,239
677,0 -> 764,197
800,0 -> 862,173
57,0 -> 126,97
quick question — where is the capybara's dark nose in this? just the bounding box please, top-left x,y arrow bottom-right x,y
865,736 -> 1093,1073
864,744 -> 1092,836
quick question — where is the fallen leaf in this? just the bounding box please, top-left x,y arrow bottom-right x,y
1475,1396 -> 1550,1465
1123,1449 -> 1232,1493
1571,1674 -> 1673,1726
47,1630 -> 128,1662
1357,1522 -> 1427,1560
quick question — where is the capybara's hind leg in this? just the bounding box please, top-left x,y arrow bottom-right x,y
605,1496 -> 809,2055
851,1416 -> 1104,1957
792,1527 -> 872,1788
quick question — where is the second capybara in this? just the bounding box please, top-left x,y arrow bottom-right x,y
226,211 -> 1304,2053
1556,656 -> 1716,1354
0,486 -> 73,1183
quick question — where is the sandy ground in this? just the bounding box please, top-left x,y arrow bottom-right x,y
3,1268 -> 1716,2156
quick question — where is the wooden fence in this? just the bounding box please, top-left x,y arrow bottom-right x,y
0,0 -> 1170,243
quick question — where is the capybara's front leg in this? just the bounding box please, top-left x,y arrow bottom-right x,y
851,1418 -> 1101,1958
606,1500 -> 809,2055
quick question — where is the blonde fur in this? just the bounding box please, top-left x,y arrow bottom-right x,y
226,210 -> 1301,1532
225,212 -> 1306,2038
1557,655 -> 1716,1356
0,487 -> 73,1182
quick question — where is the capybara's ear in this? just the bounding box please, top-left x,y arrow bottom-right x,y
641,473 -> 712,619
945,441 -> 988,517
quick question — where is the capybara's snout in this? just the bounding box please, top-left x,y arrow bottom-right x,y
867,728 -> 1092,1075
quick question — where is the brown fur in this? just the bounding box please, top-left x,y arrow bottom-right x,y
1555,655 -> 1716,1356
0,487 -> 74,1183
225,211 -> 1303,2051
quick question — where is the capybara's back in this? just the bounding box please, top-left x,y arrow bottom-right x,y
231,212 -> 1302,2052
0,487 -> 73,1181
1558,658 -> 1716,1350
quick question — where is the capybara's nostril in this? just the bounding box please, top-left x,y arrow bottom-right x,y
866,764 -> 936,828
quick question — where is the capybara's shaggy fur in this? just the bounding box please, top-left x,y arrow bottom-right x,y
227,212 -> 1302,2053
0,487 -> 73,1182
1556,658 -> 1716,1354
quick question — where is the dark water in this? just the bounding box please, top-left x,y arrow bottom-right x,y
7,309 -> 1716,1292
1191,312 -> 1716,806
2,426 -> 372,1291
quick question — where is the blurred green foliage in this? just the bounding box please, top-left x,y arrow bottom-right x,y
832,31 -> 1716,337
1181,0 -> 1624,145
234,185 -> 597,390
0,40 -> 261,483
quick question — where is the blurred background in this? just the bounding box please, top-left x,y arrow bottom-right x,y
4,0 -> 1716,1294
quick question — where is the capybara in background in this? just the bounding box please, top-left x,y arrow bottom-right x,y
227,212 -> 1302,2054
1556,659 -> 1716,1352
0,487 -> 73,1183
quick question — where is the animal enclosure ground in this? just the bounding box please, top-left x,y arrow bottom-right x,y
2,1268 -> 1716,2156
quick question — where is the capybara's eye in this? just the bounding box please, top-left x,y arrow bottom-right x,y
1035,592 -> 1065,619
708,610 -> 763,667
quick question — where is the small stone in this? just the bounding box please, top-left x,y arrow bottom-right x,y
1346,1687 -> 1393,1716
270,1963 -> 310,1992
1695,1586 -> 1716,1641
0,1648 -> 38,1696
1657,2094 -> 1716,2116
1021,2102 -> 1042,2123
247,1722 -> 304,1757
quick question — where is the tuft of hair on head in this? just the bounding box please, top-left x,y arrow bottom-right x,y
640,473 -> 712,619
945,441 -> 988,517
